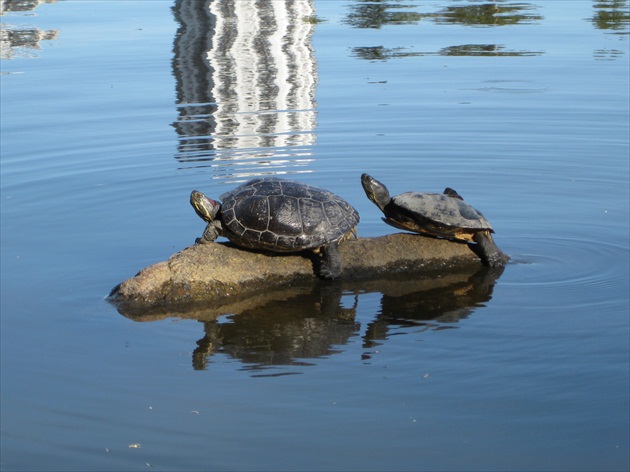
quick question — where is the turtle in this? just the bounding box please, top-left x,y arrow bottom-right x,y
190,177 -> 360,279
360,173 -> 507,267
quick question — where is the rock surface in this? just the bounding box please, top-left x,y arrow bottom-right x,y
109,232 -> 507,315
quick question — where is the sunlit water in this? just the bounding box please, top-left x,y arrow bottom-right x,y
1,1 -> 628,471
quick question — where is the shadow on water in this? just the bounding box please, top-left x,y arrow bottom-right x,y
116,265 -> 505,374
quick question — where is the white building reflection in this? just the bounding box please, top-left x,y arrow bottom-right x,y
172,0 -> 318,181
1,0 -> 58,60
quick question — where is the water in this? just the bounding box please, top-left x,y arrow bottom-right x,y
1,1 -> 629,470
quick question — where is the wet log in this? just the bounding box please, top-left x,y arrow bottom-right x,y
109,233 -> 506,314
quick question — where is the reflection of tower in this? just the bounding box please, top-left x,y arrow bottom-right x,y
172,0 -> 318,181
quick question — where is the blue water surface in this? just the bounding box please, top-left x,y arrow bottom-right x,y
1,1 -> 628,471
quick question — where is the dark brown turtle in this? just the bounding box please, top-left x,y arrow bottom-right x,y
190,177 -> 359,279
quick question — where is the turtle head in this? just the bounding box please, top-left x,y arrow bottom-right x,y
361,173 -> 391,211
190,190 -> 220,223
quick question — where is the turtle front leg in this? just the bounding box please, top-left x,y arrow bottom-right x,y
196,223 -> 220,244
472,231 -> 509,267
317,242 -> 342,279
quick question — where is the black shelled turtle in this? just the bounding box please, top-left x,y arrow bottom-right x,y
360,173 -> 507,267
190,177 -> 360,279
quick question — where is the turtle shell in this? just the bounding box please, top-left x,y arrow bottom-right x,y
386,192 -> 493,240
218,178 -> 359,252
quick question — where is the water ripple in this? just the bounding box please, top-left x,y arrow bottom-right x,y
503,235 -> 628,296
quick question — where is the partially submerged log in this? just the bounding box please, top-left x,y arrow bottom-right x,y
109,233 -> 507,315
114,266 -> 505,370
117,264 -> 505,322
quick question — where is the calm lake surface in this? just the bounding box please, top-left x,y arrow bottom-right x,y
1,1 -> 629,470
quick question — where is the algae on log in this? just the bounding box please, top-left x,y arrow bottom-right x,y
109,232 -> 507,314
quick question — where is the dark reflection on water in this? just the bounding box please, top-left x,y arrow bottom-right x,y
594,48 -> 626,60
118,266 -> 504,375
346,1 -> 545,60
352,44 -> 542,60
346,1 -> 629,60
427,3 -> 543,27
361,266 -> 504,351
591,0 -> 630,33
171,0 -> 318,180
438,44 -> 542,56
192,283 -> 360,374
344,1 -> 423,28
344,1 -> 542,29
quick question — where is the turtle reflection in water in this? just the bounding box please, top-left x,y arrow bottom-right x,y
361,173 -> 508,267
190,178 -> 360,279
